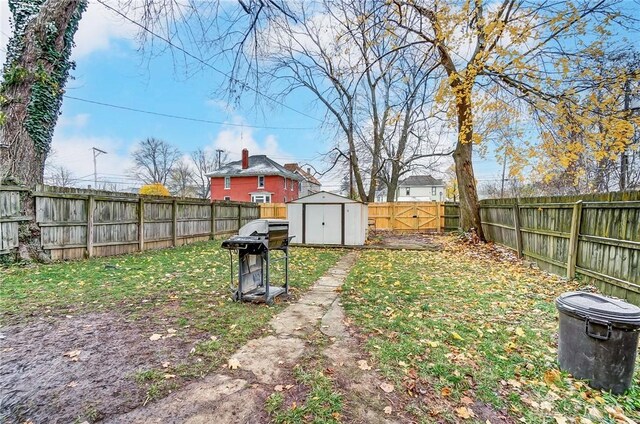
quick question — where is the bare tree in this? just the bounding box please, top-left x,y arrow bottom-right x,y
44,165 -> 77,187
191,148 -> 219,199
168,159 -> 196,197
132,137 -> 181,184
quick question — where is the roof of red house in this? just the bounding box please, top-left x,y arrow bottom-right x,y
206,155 -> 303,180
283,163 -> 321,186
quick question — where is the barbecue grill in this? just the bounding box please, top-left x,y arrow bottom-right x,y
221,219 -> 292,304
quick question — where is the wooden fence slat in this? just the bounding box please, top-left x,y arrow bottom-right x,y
513,202 -> 523,259
86,195 -> 95,258
567,200 -> 583,279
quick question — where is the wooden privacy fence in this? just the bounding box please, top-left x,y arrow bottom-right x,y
261,202 -> 460,232
0,185 -> 259,261
260,203 -> 287,220
480,192 -> 640,305
0,186 -> 30,254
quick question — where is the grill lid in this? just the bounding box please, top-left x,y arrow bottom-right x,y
556,292 -> 640,328
238,219 -> 288,237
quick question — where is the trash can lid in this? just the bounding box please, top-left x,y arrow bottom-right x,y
556,292 -> 640,328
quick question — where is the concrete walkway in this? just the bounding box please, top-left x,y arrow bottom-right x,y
104,251 -> 402,424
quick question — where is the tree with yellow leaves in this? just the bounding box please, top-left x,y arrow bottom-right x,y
392,0 -> 638,240
139,183 -> 170,196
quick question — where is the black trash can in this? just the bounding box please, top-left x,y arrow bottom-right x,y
556,291 -> 640,394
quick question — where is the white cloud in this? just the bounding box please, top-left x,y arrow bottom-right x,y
46,114 -> 136,188
72,1 -> 138,59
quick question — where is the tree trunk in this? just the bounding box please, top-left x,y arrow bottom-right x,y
386,161 -> 400,202
1,0 -> 87,187
453,85 -> 485,240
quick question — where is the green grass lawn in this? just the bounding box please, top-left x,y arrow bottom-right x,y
342,245 -> 640,423
1,241 -> 344,398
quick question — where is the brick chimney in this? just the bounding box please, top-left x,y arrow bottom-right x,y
241,148 -> 249,169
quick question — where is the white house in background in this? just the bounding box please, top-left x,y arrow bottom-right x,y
284,163 -> 321,197
396,175 -> 445,201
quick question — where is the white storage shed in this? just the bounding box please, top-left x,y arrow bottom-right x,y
287,191 -> 368,246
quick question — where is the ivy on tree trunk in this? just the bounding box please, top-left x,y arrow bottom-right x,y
0,0 -> 87,187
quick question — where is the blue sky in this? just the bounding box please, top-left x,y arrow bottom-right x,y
1,0 -> 512,192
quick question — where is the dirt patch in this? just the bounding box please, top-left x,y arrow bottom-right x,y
0,311 -> 200,424
472,401 -> 514,424
367,230 -> 443,250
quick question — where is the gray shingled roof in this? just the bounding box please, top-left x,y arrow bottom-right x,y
206,155 -> 303,180
398,175 -> 444,187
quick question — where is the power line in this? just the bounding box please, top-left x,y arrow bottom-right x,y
63,95 -> 316,130
95,0 -> 323,124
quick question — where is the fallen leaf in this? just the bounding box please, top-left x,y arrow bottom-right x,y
455,406 -> 474,419
210,336 -> 218,341
540,401 -> 553,411
164,374 -> 176,379
162,362 -> 170,368
428,341 -> 440,348
515,327 -> 525,337
228,358 -> 240,370
554,414 -> 567,424
67,381 -> 78,388
543,369 -> 561,386
285,384 -> 294,390
63,350 -> 81,361
274,385 -> 284,392
440,387 -> 452,397
357,360 -> 372,370
451,332 -> 464,341
384,406 -> 392,414
167,328 -> 177,334
587,407 -> 603,419
149,334 -> 162,341
460,396 -> 473,405
380,383 -> 394,393
398,361 -> 408,367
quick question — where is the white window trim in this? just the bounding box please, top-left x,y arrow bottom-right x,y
224,176 -> 230,190
432,187 -> 437,195
284,178 -> 287,189
251,194 -> 271,203
258,175 -> 265,189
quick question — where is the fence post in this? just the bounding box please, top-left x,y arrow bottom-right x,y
138,197 -> 144,251
210,202 -> 216,239
512,200 -> 523,258
567,200 -> 584,279
86,195 -> 95,258
436,202 -> 442,233
172,200 -> 178,247
237,204 -> 242,231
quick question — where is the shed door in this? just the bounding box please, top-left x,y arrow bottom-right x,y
305,204 -> 342,244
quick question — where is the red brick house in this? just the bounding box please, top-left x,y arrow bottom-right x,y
208,149 -> 303,203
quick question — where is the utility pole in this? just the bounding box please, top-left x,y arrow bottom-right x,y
216,149 -> 224,169
92,147 -> 107,188
621,79 -> 631,191
500,141 -> 510,198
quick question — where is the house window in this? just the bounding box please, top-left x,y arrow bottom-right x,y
258,175 -> 265,188
405,187 -> 410,196
251,194 -> 271,203
224,176 -> 230,189
291,181 -> 294,191
284,178 -> 287,189
224,196 -> 231,201
432,187 -> 437,195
